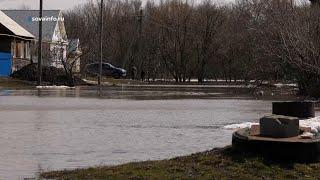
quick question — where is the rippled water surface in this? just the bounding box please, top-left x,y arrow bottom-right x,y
0,87 -> 272,179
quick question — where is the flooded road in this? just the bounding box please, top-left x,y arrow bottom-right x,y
0,87 -> 272,179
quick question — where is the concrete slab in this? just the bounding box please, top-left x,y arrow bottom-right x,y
260,115 -> 299,138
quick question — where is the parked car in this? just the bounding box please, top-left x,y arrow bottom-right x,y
85,63 -> 126,79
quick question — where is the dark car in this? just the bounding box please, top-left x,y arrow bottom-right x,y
85,63 -> 126,79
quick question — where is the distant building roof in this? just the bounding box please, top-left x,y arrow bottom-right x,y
2,10 -> 61,41
68,39 -> 80,54
0,10 -> 34,39
68,39 -> 82,57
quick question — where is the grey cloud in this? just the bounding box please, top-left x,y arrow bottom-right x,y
0,0 -> 88,10
0,0 -> 236,10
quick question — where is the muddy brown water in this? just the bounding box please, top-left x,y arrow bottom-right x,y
0,86 -> 303,179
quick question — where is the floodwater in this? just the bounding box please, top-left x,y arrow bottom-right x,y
0,86 -> 273,179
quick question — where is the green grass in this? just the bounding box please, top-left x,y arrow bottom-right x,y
40,146 -> 320,180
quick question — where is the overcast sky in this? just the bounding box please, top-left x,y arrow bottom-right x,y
0,0 -> 91,10
0,0 -> 235,10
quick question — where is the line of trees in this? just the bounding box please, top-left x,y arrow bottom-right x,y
64,0 -> 320,97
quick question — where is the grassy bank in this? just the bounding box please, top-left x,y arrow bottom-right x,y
41,146 -> 320,179
0,77 -> 35,89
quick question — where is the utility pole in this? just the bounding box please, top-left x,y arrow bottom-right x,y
138,9 -> 143,35
137,9 -> 143,80
98,0 -> 104,86
37,0 -> 43,86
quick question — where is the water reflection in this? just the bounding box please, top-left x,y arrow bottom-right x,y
0,85 -> 251,100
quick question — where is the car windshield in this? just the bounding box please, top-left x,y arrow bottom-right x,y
87,63 -> 116,70
87,64 -> 98,69
105,63 -> 114,68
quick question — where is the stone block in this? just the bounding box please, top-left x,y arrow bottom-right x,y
260,115 -> 299,138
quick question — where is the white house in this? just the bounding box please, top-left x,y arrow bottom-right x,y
2,10 -> 79,71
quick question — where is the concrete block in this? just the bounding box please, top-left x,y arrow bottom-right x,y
260,115 -> 299,138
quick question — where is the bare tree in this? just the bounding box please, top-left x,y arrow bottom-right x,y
61,0 -> 320,97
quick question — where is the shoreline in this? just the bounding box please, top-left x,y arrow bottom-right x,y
0,77 -> 301,100
40,145 -> 320,179
0,77 -> 35,89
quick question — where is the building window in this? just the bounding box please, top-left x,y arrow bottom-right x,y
14,42 -> 18,58
14,41 -> 23,58
13,41 -> 31,60
25,42 -> 30,59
